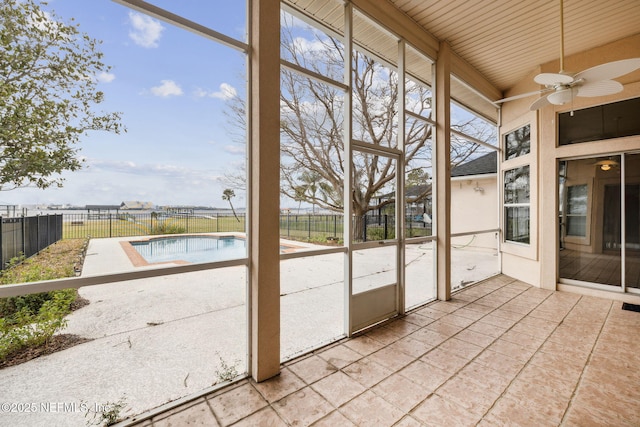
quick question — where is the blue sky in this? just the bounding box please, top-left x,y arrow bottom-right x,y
2,1 -> 248,208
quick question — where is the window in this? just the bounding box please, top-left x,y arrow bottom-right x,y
504,124 -> 530,160
504,166 -> 530,244
566,184 -> 588,237
558,97 -> 640,145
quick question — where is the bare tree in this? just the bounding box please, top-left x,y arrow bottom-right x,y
224,14 -> 494,231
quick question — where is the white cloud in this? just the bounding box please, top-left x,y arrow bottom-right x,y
97,72 -> 116,83
210,83 -> 237,100
128,12 -> 164,48
150,80 -> 183,97
193,83 -> 237,100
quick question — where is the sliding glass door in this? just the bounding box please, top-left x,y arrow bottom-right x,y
559,153 -> 640,291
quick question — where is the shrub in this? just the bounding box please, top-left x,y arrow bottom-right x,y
150,221 -> 186,235
0,290 -> 75,360
0,240 -> 85,362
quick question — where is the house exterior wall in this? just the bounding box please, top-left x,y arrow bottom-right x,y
450,174 -> 498,250
501,33 -> 640,292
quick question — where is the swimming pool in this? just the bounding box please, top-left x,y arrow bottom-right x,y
130,235 -> 246,264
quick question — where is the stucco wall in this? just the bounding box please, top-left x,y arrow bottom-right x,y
501,33 -> 640,289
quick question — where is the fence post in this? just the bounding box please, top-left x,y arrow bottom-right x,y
384,214 -> 388,239
308,214 -> 311,240
0,217 -> 3,269
363,215 -> 367,242
22,216 -> 26,255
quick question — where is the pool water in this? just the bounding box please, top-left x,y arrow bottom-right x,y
131,236 -> 246,264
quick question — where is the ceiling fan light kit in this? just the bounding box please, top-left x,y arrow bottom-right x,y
547,87 -> 577,105
496,0 -> 640,111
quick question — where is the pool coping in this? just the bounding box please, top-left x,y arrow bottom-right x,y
120,233 -> 305,267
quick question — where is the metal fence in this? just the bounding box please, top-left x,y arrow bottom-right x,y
0,214 -> 63,269
61,212 -> 432,242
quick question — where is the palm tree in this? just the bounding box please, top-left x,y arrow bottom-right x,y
222,188 -> 240,222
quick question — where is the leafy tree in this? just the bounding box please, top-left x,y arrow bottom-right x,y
222,188 -> 240,222
0,0 -> 123,191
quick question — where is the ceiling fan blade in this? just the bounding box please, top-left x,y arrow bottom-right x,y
534,72 -> 573,85
574,58 -> 640,82
529,94 -> 551,111
495,89 -> 549,104
576,80 -> 623,97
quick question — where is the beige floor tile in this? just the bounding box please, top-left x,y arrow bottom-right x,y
272,387 -> 333,427
454,328 -> 496,347
457,361 -> 512,393
252,368 -> 306,403
386,335 -> 433,358
467,320 -> 508,338
515,363 -> 577,398
403,312 -> 437,327
499,328 -> 545,350
414,306 -> 449,319
152,398 -> 219,427
311,371 -> 366,408
487,338 -> 536,363
287,355 -> 338,385
340,391 -> 405,427
562,404 -> 632,427
411,394 -> 480,427
436,375 -> 500,416
232,407 -> 287,427
439,313 -> 476,328
573,381 -> 640,422
491,307 -> 526,322
342,357 -> 393,388
484,395 -> 557,426
452,307 -> 487,321
208,383 -> 267,426
343,335 -> 386,356
392,415 -> 424,427
408,328 -> 450,346
461,302 -> 495,315
367,346 -> 416,371
365,325 -> 403,345
473,349 -> 525,378
429,300 -> 465,313
316,344 -> 363,369
437,337 -> 484,360
398,360 -> 451,391
425,319 -> 464,337
382,319 -> 421,337
480,313 -> 519,328
311,410 -> 357,426
503,378 -> 570,424
528,350 -> 585,382
125,275 -> 640,427
420,347 -> 469,374
372,373 -> 431,412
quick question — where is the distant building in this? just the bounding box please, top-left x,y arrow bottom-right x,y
121,201 -> 154,210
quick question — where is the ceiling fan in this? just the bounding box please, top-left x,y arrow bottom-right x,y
497,0 -> 640,111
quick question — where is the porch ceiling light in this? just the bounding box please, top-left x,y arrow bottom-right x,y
593,159 -> 619,171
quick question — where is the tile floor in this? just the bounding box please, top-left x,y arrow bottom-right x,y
128,275 -> 640,426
